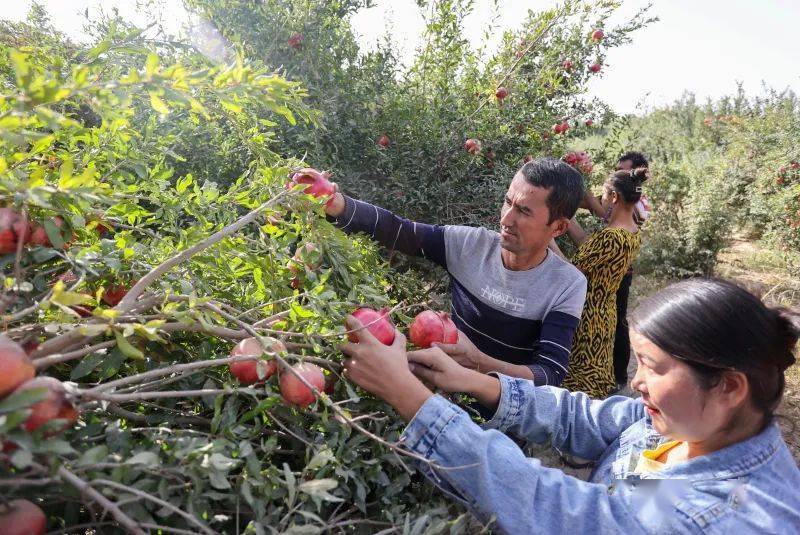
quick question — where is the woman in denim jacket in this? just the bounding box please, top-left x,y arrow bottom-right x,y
342,279 -> 800,534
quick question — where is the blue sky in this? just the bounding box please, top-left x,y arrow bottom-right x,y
5,0 -> 799,114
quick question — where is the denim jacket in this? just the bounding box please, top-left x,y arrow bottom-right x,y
401,375 -> 800,534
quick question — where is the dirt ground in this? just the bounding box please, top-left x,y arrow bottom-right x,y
713,238 -> 800,464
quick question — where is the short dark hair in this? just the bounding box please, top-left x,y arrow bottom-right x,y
630,278 -> 799,421
519,157 -> 584,224
618,151 -> 649,169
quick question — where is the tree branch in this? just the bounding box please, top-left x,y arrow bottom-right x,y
57,465 -> 145,535
91,478 -> 215,535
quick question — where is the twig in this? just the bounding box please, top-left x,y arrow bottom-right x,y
106,403 -> 210,427
33,340 -> 116,369
80,387 -> 260,402
91,478 -> 215,535
265,409 -> 314,447
0,477 -> 55,487
57,465 -> 145,535
88,354 -> 264,393
1,288 -> 53,323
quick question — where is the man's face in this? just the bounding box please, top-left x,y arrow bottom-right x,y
616,158 -> 634,171
499,173 -> 566,255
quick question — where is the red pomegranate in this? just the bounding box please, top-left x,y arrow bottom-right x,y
280,363 -> 325,407
13,376 -> 78,434
377,134 -> 390,148
464,138 -> 482,154
0,208 -> 31,254
101,282 -> 128,306
287,168 -> 336,207
409,310 -> 459,348
495,87 -> 508,101
229,337 -> 282,384
0,335 -> 35,398
0,499 -> 46,535
348,307 -> 395,345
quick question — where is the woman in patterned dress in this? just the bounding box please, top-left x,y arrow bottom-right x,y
559,168 -> 648,398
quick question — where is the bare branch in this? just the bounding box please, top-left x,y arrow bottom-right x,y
92,478 -> 216,535
81,387 -> 261,402
57,465 -> 145,535
33,340 -> 116,369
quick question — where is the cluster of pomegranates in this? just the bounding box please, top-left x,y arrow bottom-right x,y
562,150 -> 594,175
227,306 -> 458,409
0,336 -> 80,533
0,209 -> 77,254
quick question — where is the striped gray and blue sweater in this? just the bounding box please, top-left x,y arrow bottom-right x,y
331,196 -> 587,386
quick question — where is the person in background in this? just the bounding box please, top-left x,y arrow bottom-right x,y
324,158 -> 586,387
582,151 -> 651,389
340,278 -> 800,534
553,168 -> 647,398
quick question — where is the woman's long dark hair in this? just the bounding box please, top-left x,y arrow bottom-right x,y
630,278 -> 799,417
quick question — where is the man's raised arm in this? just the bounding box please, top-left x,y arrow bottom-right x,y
325,191 -> 447,268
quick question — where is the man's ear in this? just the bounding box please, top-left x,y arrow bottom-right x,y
551,217 -> 570,238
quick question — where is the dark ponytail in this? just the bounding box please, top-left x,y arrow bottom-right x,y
630,278 -> 798,418
609,167 -> 648,204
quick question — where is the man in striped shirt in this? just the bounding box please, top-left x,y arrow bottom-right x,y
325,158 -> 587,386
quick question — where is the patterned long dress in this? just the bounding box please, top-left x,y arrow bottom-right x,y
562,227 -> 642,398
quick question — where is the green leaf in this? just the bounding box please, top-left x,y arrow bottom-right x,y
78,445 -> 109,466
209,452 -> 238,471
176,173 -> 193,193
86,40 -> 112,61
149,91 -> 169,115
43,218 -> 65,249
297,478 -> 343,502
209,468 -> 231,490
0,387 -> 48,413
10,448 -> 33,469
126,451 -> 161,467
145,52 -> 159,77
70,352 -> 106,380
306,447 -> 335,471
220,100 -> 243,114
114,330 -> 144,360
58,156 -> 74,184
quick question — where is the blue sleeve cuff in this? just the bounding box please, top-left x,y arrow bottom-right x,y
482,374 -> 525,433
400,394 -> 461,457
